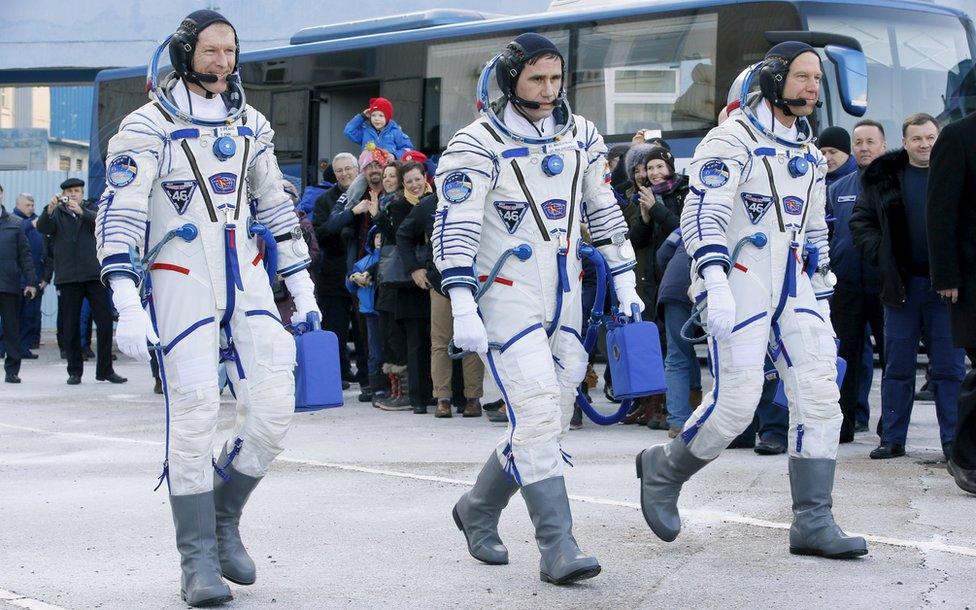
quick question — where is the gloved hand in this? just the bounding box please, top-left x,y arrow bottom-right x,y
284,272 -> 321,327
816,298 -> 831,323
613,271 -> 645,318
615,286 -> 645,318
448,286 -> 488,354
109,277 -> 159,362
702,265 -> 736,341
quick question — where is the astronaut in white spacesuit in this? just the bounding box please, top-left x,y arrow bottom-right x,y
636,42 -> 867,559
96,11 -> 319,606
434,33 -> 642,584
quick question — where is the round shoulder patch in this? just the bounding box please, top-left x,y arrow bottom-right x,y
107,154 -> 138,188
442,171 -> 473,204
699,159 -> 730,189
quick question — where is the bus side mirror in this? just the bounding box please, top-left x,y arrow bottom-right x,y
825,45 -> 868,117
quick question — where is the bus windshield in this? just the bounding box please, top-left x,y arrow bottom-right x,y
806,5 -> 975,135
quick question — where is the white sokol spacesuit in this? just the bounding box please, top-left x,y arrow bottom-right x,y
96,10 -> 318,606
435,33 -> 640,585
637,42 -> 867,559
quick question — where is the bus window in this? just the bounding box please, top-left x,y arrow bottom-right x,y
806,6 -> 975,131
425,31 -> 570,150
571,12 -> 718,138
270,89 -> 307,189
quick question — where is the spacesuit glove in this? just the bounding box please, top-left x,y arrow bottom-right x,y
284,272 -> 321,328
448,287 -> 488,354
615,287 -> 645,318
816,298 -> 831,323
109,277 -> 159,363
612,271 -> 644,317
702,265 -> 736,341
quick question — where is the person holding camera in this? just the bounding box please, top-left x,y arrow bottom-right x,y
36,178 -> 125,385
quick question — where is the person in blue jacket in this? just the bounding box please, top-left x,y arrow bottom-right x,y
344,97 -> 415,159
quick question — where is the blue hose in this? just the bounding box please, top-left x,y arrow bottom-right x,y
448,243 -> 533,360
573,244 -> 634,426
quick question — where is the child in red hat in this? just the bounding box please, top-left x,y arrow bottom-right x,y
344,96 -> 416,159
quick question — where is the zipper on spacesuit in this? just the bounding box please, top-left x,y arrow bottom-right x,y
509,160 -> 551,241
564,150 -> 581,244
759,157 -> 786,232
233,137 -> 251,220
180,141 -> 219,222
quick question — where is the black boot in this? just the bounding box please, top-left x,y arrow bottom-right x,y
521,476 -> 601,585
170,492 -> 233,606
452,454 -> 519,564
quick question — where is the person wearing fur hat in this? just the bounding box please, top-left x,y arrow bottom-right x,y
344,97 -> 416,159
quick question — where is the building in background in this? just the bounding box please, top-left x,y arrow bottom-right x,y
0,86 -> 91,171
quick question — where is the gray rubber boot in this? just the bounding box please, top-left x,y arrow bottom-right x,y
521,476 -> 601,585
636,437 -> 712,542
213,449 -> 261,585
170,492 -> 233,607
788,457 -> 868,558
452,453 -> 520,564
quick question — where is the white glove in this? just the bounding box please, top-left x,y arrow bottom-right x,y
817,298 -> 831,322
284,272 -> 321,327
448,287 -> 488,354
702,265 -> 736,341
615,286 -> 645,318
109,277 -> 159,362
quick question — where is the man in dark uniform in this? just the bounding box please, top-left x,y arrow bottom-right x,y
927,110 -> 976,495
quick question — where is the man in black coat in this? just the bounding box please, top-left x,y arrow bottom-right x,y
850,113 -> 966,461
36,178 -> 125,385
0,197 -> 37,383
312,153 -> 362,390
926,110 -> 976,494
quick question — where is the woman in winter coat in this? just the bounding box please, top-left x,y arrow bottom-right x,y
372,161 -> 434,414
624,145 -> 690,428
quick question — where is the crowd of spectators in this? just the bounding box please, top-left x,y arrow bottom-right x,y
2,91 -> 972,481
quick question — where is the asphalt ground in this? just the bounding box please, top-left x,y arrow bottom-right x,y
1,342 -> 973,609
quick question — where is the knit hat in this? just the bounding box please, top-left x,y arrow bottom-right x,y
623,143 -> 654,183
368,97 -> 394,121
401,150 -> 428,164
645,146 -> 675,177
359,144 -> 391,171
818,126 -> 851,155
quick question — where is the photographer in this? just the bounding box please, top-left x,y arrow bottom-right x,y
36,178 -> 125,385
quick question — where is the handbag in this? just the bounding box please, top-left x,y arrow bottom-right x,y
378,243 -> 431,287
378,244 -> 411,287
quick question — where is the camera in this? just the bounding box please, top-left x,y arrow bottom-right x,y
58,196 -> 70,205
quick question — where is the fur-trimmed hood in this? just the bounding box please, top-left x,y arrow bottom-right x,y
861,149 -> 908,191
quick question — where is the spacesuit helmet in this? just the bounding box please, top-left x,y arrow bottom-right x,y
495,33 -> 566,111
168,10 -> 240,92
477,33 -> 575,145
757,41 -> 822,117
147,9 -> 247,126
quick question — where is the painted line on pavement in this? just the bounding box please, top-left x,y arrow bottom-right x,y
3,422 -> 976,560
0,588 -> 67,610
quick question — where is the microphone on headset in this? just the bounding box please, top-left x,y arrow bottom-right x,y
190,71 -> 221,84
